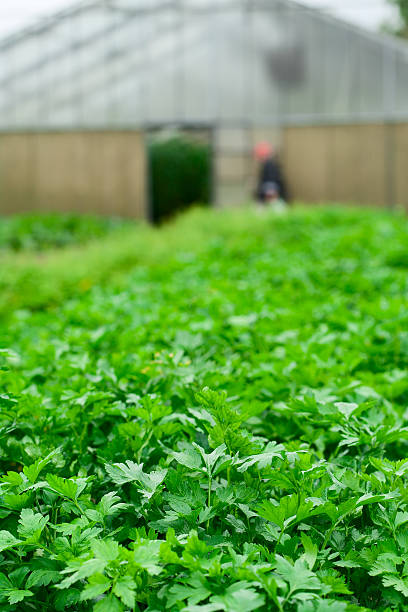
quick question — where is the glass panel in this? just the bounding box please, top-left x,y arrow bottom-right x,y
1,0 -> 408,128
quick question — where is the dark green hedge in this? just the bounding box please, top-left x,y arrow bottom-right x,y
149,135 -> 211,223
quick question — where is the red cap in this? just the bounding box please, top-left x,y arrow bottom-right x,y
254,142 -> 274,160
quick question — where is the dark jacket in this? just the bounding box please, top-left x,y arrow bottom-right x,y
256,157 -> 288,202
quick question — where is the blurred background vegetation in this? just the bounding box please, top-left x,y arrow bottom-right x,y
148,135 -> 211,223
0,213 -> 129,252
386,0 -> 408,36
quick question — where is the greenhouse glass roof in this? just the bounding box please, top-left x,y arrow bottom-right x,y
1,0 -> 408,129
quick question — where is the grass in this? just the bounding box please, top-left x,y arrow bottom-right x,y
1,206 -> 408,610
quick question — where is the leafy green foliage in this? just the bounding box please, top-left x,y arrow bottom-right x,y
149,135 -> 211,222
387,0 -> 408,37
0,213 -> 128,251
1,206 -> 408,610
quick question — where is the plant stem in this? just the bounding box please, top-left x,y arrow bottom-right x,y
207,475 -> 212,531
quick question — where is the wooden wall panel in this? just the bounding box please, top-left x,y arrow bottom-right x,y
0,134 -> 36,213
0,131 -> 147,218
331,124 -> 386,206
283,124 -> 390,207
359,124 -> 388,207
393,123 -> 408,210
283,127 -> 332,202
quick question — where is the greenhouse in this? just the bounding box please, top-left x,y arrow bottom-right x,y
1,0 -> 408,215
2,0 -> 408,127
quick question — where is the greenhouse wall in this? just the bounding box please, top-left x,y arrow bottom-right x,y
214,122 -> 408,210
0,131 -> 147,217
3,1 -> 408,130
2,123 -> 406,216
283,123 -> 408,209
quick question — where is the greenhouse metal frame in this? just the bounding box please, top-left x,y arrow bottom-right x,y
1,0 -> 408,130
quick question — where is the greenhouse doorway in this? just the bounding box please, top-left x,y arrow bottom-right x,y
147,126 -> 214,224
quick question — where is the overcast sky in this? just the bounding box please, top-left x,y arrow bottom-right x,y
0,0 -> 399,38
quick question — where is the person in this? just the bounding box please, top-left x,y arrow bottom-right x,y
254,142 -> 288,208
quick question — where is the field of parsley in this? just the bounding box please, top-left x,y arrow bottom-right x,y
2,206 -> 408,611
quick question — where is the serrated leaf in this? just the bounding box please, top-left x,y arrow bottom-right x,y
113,575 -> 136,607
7,589 -> 33,605
26,569 -> 60,589
58,558 -> 107,589
301,533 -> 318,570
91,539 -> 119,563
395,512 -> 408,529
237,442 -> 285,472
0,471 -> 24,486
105,461 -> 145,485
210,581 -> 265,611
369,553 -> 400,576
382,575 -> 408,597
193,443 -> 227,471
274,556 -> 321,595
171,447 -> 203,471
257,494 -> 299,530
85,509 -> 103,522
168,498 -> 192,515
54,588 -> 81,611
98,491 -> 128,517
334,402 -> 359,420
94,593 -> 123,612
224,514 -> 246,533
18,508 -> 48,540
23,449 -> 61,484
79,574 -> 111,601
3,492 -> 31,511
168,573 -> 212,607
356,492 -> 399,507
105,462 -> 167,499
133,539 -> 162,575
0,531 -> 22,552
46,474 -> 87,500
